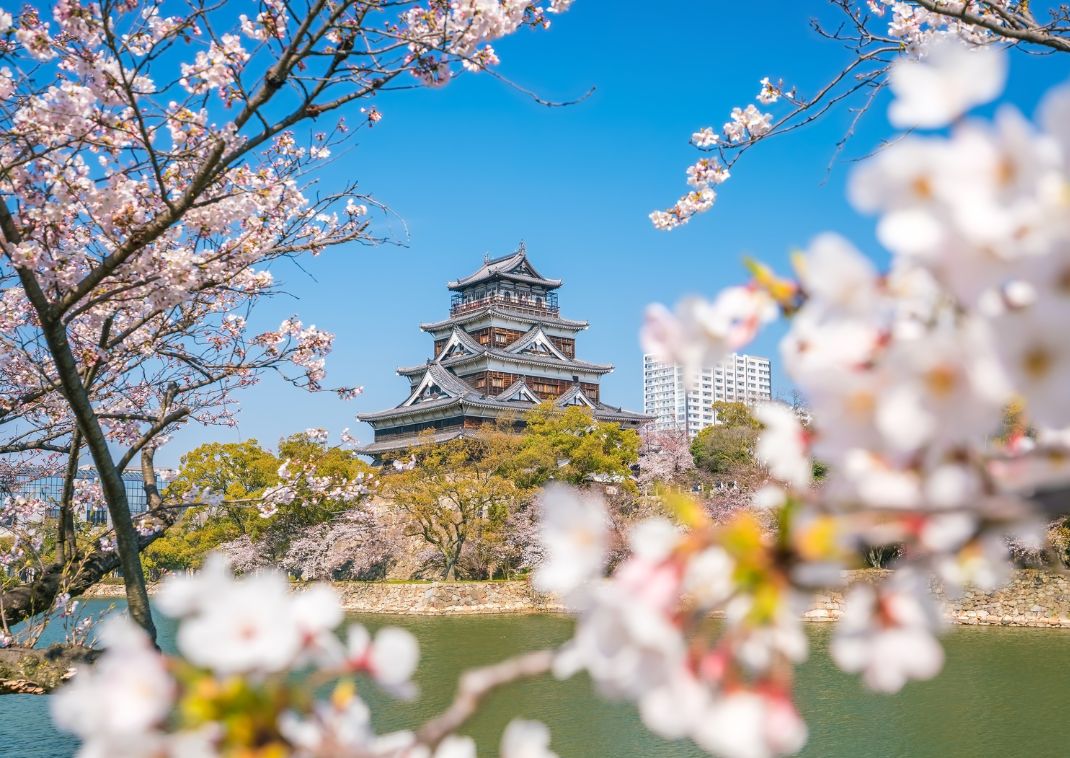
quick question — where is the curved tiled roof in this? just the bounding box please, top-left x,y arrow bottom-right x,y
398,346 -> 612,378
450,347 -> 612,374
447,249 -> 562,291
357,374 -> 652,426
495,378 -> 542,403
419,305 -> 589,332
504,325 -> 568,360
356,429 -> 471,455
433,327 -> 484,361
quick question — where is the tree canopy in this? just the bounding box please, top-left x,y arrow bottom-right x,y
144,434 -> 374,574
690,402 -> 762,478
384,432 -> 527,580
505,404 -> 640,490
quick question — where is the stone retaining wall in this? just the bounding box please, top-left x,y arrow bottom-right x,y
803,569 -> 1070,628
332,581 -> 566,615
84,570 -> 1070,627
83,579 -> 567,614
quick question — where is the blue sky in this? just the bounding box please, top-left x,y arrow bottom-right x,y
164,1 -> 1066,464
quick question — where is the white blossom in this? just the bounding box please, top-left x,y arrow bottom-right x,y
754,403 -> 812,490
177,569 -> 303,675
888,38 -> 1006,128
501,719 -> 558,758
532,484 -> 608,599
51,617 -> 174,749
831,571 -> 945,692
692,690 -> 807,758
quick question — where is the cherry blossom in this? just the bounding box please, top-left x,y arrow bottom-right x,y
641,287 -> 776,383
340,624 -> 421,697
692,127 -> 719,148
756,77 -> 781,105
754,403 -> 812,490
889,38 -> 1007,128
54,560 -> 433,756
31,7 -> 1070,758
830,571 -> 945,693
0,0 -> 576,642
692,689 -> 807,758
177,570 -> 306,675
50,617 -> 175,750
532,484 -> 608,599
501,719 -> 559,758
648,1 -> 1038,230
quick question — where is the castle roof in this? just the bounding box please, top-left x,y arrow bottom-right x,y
396,348 -> 613,378
399,325 -> 612,377
357,363 -> 648,426
447,246 -> 562,291
419,305 -> 589,333
357,248 -> 651,457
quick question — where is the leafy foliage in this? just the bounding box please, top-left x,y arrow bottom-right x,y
690,402 -> 762,477
144,435 -> 374,574
144,441 -> 279,573
505,404 -> 640,490
384,433 -> 527,579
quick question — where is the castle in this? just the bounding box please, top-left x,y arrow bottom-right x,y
356,246 -> 651,459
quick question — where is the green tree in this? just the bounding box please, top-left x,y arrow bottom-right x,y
144,440 -> 280,573
144,435 -> 376,573
385,433 -> 526,580
506,403 -> 640,490
690,402 -> 761,477
165,440 -> 280,529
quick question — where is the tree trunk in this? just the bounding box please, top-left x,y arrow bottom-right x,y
141,447 -> 164,511
56,430 -> 82,566
443,535 -> 465,580
0,499 -> 181,630
36,318 -> 157,643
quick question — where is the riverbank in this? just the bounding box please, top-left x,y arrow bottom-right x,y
83,569 -> 1070,626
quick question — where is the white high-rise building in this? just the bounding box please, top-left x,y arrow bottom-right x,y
642,352 -> 773,437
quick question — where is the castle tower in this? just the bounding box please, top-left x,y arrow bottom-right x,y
356,245 -> 651,459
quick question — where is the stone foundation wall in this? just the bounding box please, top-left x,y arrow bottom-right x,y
82,579 -> 567,614
84,570 -> 1070,627
803,569 -> 1070,628
332,581 -> 565,615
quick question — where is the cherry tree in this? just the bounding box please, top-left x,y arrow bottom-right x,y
280,504 -> 402,581
624,38 -> 1070,756
651,0 -> 1070,229
637,429 -> 695,490
0,0 -> 571,640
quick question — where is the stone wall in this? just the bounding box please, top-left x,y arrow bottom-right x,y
82,579 -> 567,614
803,569 -> 1070,628
333,581 -> 565,615
83,570 -> 1070,626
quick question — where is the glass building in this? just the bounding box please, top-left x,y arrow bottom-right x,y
1,468 -> 154,527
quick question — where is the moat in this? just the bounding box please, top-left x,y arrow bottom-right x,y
3,600 -> 1070,757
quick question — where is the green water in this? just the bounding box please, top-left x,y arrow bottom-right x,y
3,601 -> 1069,757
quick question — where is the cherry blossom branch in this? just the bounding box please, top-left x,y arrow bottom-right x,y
914,0 -> 1070,51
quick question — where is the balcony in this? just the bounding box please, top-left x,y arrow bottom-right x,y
450,291 -> 560,318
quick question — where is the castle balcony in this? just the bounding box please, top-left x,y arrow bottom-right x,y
450,290 -> 559,319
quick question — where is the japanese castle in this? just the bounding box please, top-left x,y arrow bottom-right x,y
356,246 -> 651,458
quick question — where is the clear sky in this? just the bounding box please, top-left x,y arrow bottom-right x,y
163,1 -> 1066,465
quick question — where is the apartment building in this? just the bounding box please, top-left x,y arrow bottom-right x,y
642,352 -> 773,437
